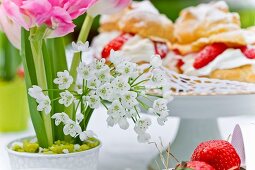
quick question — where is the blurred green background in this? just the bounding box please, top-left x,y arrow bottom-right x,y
72,0 -> 255,42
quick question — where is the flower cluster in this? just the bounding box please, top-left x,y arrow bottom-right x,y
28,42 -> 173,143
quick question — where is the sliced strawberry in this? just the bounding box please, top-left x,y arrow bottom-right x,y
193,43 -> 228,69
176,161 -> 215,170
240,46 -> 255,59
101,33 -> 134,58
176,59 -> 184,70
153,41 -> 169,59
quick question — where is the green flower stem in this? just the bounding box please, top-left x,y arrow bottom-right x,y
70,15 -> 94,82
30,28 -> 53,146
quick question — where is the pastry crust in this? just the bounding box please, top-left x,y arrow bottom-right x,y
210,65 -> 255,83
173,29 -> 255,55
99,1 -> 174,42
173,1 -> 241,54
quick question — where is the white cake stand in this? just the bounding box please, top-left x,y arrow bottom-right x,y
147,70 -> 255,169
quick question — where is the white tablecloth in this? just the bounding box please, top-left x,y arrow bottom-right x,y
1,107 -> 255,170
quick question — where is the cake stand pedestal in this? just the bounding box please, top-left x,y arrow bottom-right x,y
148,94 -> 255,170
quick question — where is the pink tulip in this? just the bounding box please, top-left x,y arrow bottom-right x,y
2,0 -> 97,38
87,0 -> 131,17
0,5 -> 21,49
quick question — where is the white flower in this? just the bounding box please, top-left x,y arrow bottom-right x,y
121,91 -> 138,109
37,95 -> 51,114
63,120 -> 82,137
134,117 -> 152,134
150,55 -> 162,68
126,108 -> 138,118
74,85 -> 83,95
95,67 -> 112,83
116,62 -> 137,77
107,100 -> 126,118
79,130 -> 97,141
59,90 -> 74,107
83,95 -> 101,109
109,50 -> 128,66
87,77 -> 101,89
152,99 -> 168,114
111,76 -> 130,94
96,83 -> 113,100
150,69 -> 168,88
91,58 -> 107,70
62,149 -> 69,154
74,144 -> 80,151
76,113 -> 84,124
77,62 -> 94,80
106,116 -> 116,127
137,132 -> 151,143
157,116 -> 168,126
54,70 -> 73,90
28,85 -> 44,100
72,41 -> 90,53
51,112 -> 69,126
118,117 -> 129,130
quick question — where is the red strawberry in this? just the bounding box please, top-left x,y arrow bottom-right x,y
101,33 -> 134,58
240,45 -> 255,59
191,140 -> 241,170
176,161 -> 215,170
193,43 -> 228,69
153,41 -> 169,59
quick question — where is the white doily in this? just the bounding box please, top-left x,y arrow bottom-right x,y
166,70 -> 255,96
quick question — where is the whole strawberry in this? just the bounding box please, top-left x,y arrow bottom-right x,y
191,140 -> 240,170
176,161 -> 215,170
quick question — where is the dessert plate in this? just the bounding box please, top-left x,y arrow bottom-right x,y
147,70 -> 255,170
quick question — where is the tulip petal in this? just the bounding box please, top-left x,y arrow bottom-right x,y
3,0 -> 30,29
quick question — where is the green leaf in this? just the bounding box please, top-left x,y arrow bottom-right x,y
46,38 -> 68,141
21,28 -> 49,147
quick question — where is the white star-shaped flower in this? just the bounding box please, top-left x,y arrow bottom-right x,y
59,90 -> 74,107
28,85 -> 44,100
96,83 -> 113,101
150,54 -> 162,68
54,70 -> 73,90
134,117 -> 152,134
63,120 -> 82,137
109,50 -> 128,66
36,95 -> 51,114
149,69 -> 168,88
77,62 -> 94,81
72,41 -> 90,53
120,91 -> 138,109
76,112 -> 84,124
83,94 -> 101,109
107,100 -> 126,118
79,130 -> 97,141
118,117 -> 129,130
51,112 -> 69,126
87,77 -> 101,89
111,76 -> 130,94
152,98 -> 169,114
116,62 -> 137,77
91,58 -> 107,70
95,67 -> 112,84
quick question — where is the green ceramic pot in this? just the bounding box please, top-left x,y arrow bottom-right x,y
0,78 -> 28,132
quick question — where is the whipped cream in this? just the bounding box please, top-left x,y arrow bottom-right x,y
92,31 -> 157,63
181,48 -> 255,76
92,31 -> 178,70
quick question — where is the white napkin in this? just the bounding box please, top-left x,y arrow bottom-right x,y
231,124 -> 255,170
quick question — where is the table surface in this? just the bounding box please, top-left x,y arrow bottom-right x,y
1,107 -> 255,170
